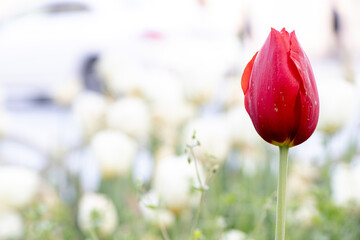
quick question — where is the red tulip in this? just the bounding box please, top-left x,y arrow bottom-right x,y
241,28 -> 319,147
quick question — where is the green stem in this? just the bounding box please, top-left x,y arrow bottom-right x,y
275,145 -> 289,240
191,187 -> 206,235
191,147 -> 204,187
190,164 -> 216,239
88,228 -> 100,240
159,222 -> 171,240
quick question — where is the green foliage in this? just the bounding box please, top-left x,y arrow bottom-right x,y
20,150 -> 360,240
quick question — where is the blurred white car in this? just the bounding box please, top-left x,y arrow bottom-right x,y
0,0 -> 137,104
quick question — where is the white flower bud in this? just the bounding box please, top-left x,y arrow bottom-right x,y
151,98 -> 195,147
97,52 -> 145,96
91,130 -> 137,178
183,116 -> 231,164
78,193 -> 118,237
0,166 -> 40,209
139,72 -> 184,104
182,73 -> 221,105
139,191 -> 175,228
221,229 -> 251,240
106,97 -> 150,140
72,91 -> 108,138
0,209 -> 24,240
154,155 -> 204,213
292,198 -> 319,227
151,98 -> 194,128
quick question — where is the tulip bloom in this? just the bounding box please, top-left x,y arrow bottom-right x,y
241,28 -> 319,147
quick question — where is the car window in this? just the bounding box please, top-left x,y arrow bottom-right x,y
42,2 -> 90,14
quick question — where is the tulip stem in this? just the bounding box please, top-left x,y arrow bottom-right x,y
275,145 -> 289,240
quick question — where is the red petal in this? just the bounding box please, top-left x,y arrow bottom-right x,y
289,31 -> 319,146
241,52 -> 258,94
245,28 -> 300,145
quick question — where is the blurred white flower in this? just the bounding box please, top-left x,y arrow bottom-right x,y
53,79 -> 82,106
108,67 -> 145,97
140,71 -> 184,104
78,193 -> 118,237
226,105 -> 262,148
151,97 -> 195,147
36,181 -> 61,210
154,145 -> 176,162
182,73 -> 221,105
154,155 -> 204,213
161,37 -> 239,105
220,77 -> 244,108
292,198 -> 319,227
0,209 -> 24,240
72,91 -> 108,139
239,148 -> 266,176
287,161 -> 318,201
97,52 -> 144,96
291,161 -> 319,183
221,229 -> 251,240
106,97 -> 150,140
216,216 -> 227,229
331,163 -> 360,206
139,191 -> 175,228
151,97 -> 194,128
0,166 -> 40,209
91,130 -> 137,178
317,78 -> 357,134
183,116 -> 231,164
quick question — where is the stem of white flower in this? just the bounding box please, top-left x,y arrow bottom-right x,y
190,163 -> 216,239
88,228 -> 100,240
190,147 -> 203,187
275,145 -> 289,240
192,186 -> 206,234
159,221 -> 171,240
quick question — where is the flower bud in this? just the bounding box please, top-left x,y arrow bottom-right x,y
139,191 -> 175,228
77,193 -> 118,237
0,209 -> 24,240
183,116 -> 231,164
154,155 -> 204,213
106,97 -> 150,141
241,28 -> 319,147
0,166 -> 40,209
91,130 -> 137,178
72,91 -> 107,138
